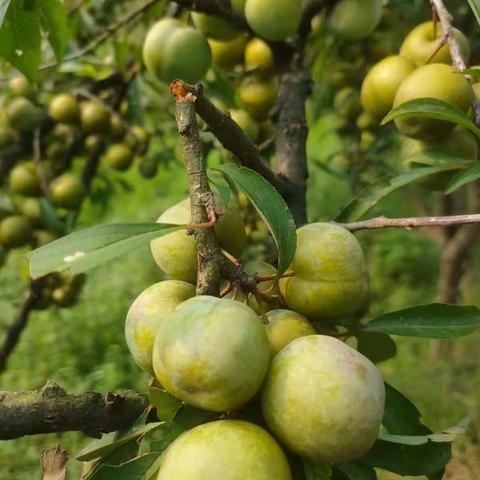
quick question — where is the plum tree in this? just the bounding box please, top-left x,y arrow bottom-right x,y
191,12 -> 240,40
125,280 -> 195,375
48,94 -> 80,124
280,223 -> 369,320
361,55 -> 415,120
143,19 -> 211,84
157,420 -> 292,480
152,296 -> 271,412
261,335 -> 385,462
393,63 -> 472,141
103,143 -> 134,171
329,0 -> 382,40
80,101 -> 111,135
150,198 -> 246,282
400,21 -> 470,67
49,174 -> 86,210
9,163 -> 41,196
266,309 -> 316,355
245,0 -> 302,41
0,215 -> 33,248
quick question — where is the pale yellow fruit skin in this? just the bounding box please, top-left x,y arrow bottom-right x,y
261,335 -> 385,463
157,420 -> 292,480
400,21 -> 470,67
48,94 -> 79,124
266,309 -> 316,355
150,199 -> 246,282
361,55 -> 415,120
209,35 -> 247,70
245,0 -> 302,41
245,38 -> 274,74
191,12 -> 240,41
280,223 -> 368,320
238,77 -> 278,121
329,0 -> 382,40
393,63 -> 472,141
81,101 -> 111,135
125,280 -> 195,375
152,296 -> 271,412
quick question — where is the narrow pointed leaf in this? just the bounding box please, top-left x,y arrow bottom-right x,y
446,163 -> 480,194
27,223 -> 182,278
38,0 -> 69,62
382,98 -> 480,137
466,0 -> 480,26
214,164 -> 297,277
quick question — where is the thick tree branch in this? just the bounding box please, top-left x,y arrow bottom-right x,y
184,83 -> 288,196
171,81 -> 222,296
0,382 -> 148,440
341,213 -> 480,232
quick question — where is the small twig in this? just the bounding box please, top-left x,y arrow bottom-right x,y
256,272 -> 294,282
340,213 -> 480,232
32,129 -> 49,196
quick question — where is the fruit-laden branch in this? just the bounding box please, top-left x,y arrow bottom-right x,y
0,279 -> 45,373
341,213 -> 480,232
183,83 -> 289,197
0,381 -> 148,440
173,0 -> 247,28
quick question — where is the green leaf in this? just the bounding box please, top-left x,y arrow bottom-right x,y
360,304 -> 480,339
0,0 -> 11,26
360,439 -> 451,476
148,386 -> 182,422
38,0 -> 69,63
27,223 -> 182,278
0,0 -> 41,81
382,98 -> 480,137
83,453 -> 160,480
336,165 -> 467,222
333,462 -> 376,480
303,459 -> 332,479
383,382 -> 429,435
446,163 -> 480,194
214,164 -> 297,277
76,422 -> 163,462
466,0 -> 480,27
356,333 -> 397,364
39,198 -> 65,236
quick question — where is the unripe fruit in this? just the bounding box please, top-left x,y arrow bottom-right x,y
157,420 -> 292,480
9,163 -> 41,196
48,94 -> 80,124
80,101 -> 111,135
356,111 -> 377,130
138,156 -> 159,179
393,63 -> 472,141
400,21 -> 470,67
231,0 -> 246,15
150,198 -> 246,282
9,76 -> 33,97
103,143 -> 134,171
7,98 -> 43,132
0,126 -> 16,148
49,174 -> 86,210
192,12 -> 240,40
230,109 -> 259,141
143,19 -> 211,84
18,197 -> 42,225
209,34 -> 247,70
153,296 -> 271,412
33,229 -> 56,247
280,223 -> 368,320
266,309 -> 316,355
0,215 -> 33,248
334,87 -> 361,121
329,0 -> 382,40
361,55 -> 415,120
125,280 -> 195,375
109,115 -> 126,140
52,286 -> 75,307
238,77 -> 278,121
261,335 -> 385,462
245,38 -> 274,74
245,0 -> 302,41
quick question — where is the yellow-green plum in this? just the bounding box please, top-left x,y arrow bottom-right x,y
393,63 -> 472,141
103,143 -> 134,171
280,223 -> 368,320
231,0 -> 246,16
0,215 -> 33,248
334,87 -> 361,121
152,296 -> 271,412
209,34 -> 247,70
230,109 -> 259,141
9,76 -> 33,97
150,198 -> 246,282
9,163 -> 41,196
0,126 -> 16,148
125,280 -> 195,375
7,98 -> 43,132
157,420 -> 292,480
17,197 -> 42,226
266,309 -> 316,355
245,0 -> 302,41
261,335 -> 385,462
49,174 -> 86,210
329,0 -> 382,40
48,94 -> 80,124
192,12 -> 240,40
400,21 -> 470,67
238,77 -> 278,121
361,55 -> 415,120
245,38 -> 274,74
80,101 -> 111,135
143,19 -> 211,84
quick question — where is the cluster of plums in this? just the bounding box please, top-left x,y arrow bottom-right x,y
124,196 -> 385,477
